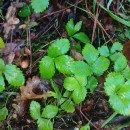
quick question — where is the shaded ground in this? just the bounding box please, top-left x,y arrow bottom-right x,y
0,0 -> 130,130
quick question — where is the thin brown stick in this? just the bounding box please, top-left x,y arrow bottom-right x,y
80,109 -> 99,130
91,6 -> 100,44
13,94 -> 46,101
27,16 -> 32,74
85,7 -> 113,43
37,0 -> 83,21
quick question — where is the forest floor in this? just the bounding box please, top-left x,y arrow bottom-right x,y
0,0 -> 130,130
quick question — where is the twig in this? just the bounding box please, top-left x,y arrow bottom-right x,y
13,94 -> 46,101
27,16 -> 32,74
91,5 -> 100,44
26,53 -> 45,75
37,0 -> 84,21
79,105 -> 99,130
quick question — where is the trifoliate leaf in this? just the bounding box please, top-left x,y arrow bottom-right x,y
60,99 -> 75,113
110,52 -> 123,61
63,77 -> 80,91
74,75 -> 87,87
74,21 -> 82,32
48,39 -> 70,58
65,19 -> 75,36
92,56 -> 110,76
82,44 -> 99,65
55,55 -> 74,75
86,76 -> 98,93
31,0 -> 49,13
30,101 -> 41,120
111,42 -> 123,53
0,107 -> 8,121
42,105 -> 58,118
70,61 -> 93,77
122,68 -> 130,79
4,64 -> 25,86
104,72 -> 125,96
114,55 -> 127,72
39,56 -> 55,79
72,86 -> 87,104
0,73 -> 5,92
0,58 -> 5,72
98,45 -> 110,57
0,37 -> 5,48
73,32 -> 90,44
37,118 -> 53,130
18,4 -> 31,17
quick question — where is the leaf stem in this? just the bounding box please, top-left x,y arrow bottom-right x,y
101,111 -> 117,128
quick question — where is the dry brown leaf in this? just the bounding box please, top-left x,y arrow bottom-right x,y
3,2 -> 20,39
70,49 -> 84,60
123,40 -> 130,62
13,76 -> 50,116
14,76 -> 50,101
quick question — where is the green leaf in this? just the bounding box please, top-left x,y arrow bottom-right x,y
31,0 -> 49,13
18,4 -> 31,17
72,86 -> 87,104
60,99 -> 75,113
98,45 -> 110,57
37,118 -> 53,130
80,123 -> 90,130
65,19 -> 75,36
39,56 -> 55,79
50,79 -> 62,101
70,61 -> 93,77
109,83 -> 130,115
74,21 -> 82,32
0,58 -> 5,72
118,84 -> 130,100
0,73 -> 5,92
92,56 -> 110,76
82,44 -> 99,65
0,107 -> 8,121
125,29 -> 130,39
48,39 -> 70,58
114,55 -> 127,72
86,76 -> 98,92
110,52 -> 123,61
0,37 -> 5,48
55,55 -> 74,75
42,105 -> 58,118
4,64 -> 25,86
111,42 -> 123,53
63,77 -> 80,91
73,32 -> 90,44
65,19 -> 83,36
122,68 -> 130,79
104,72 -> 125,96
109,94 -> 130,115
30,101 -> 41,120
29,21 -> 38,27
75,75 -> 88,87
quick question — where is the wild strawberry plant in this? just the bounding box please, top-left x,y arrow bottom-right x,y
24,18 -> 130,128
30,101 -> 58,130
